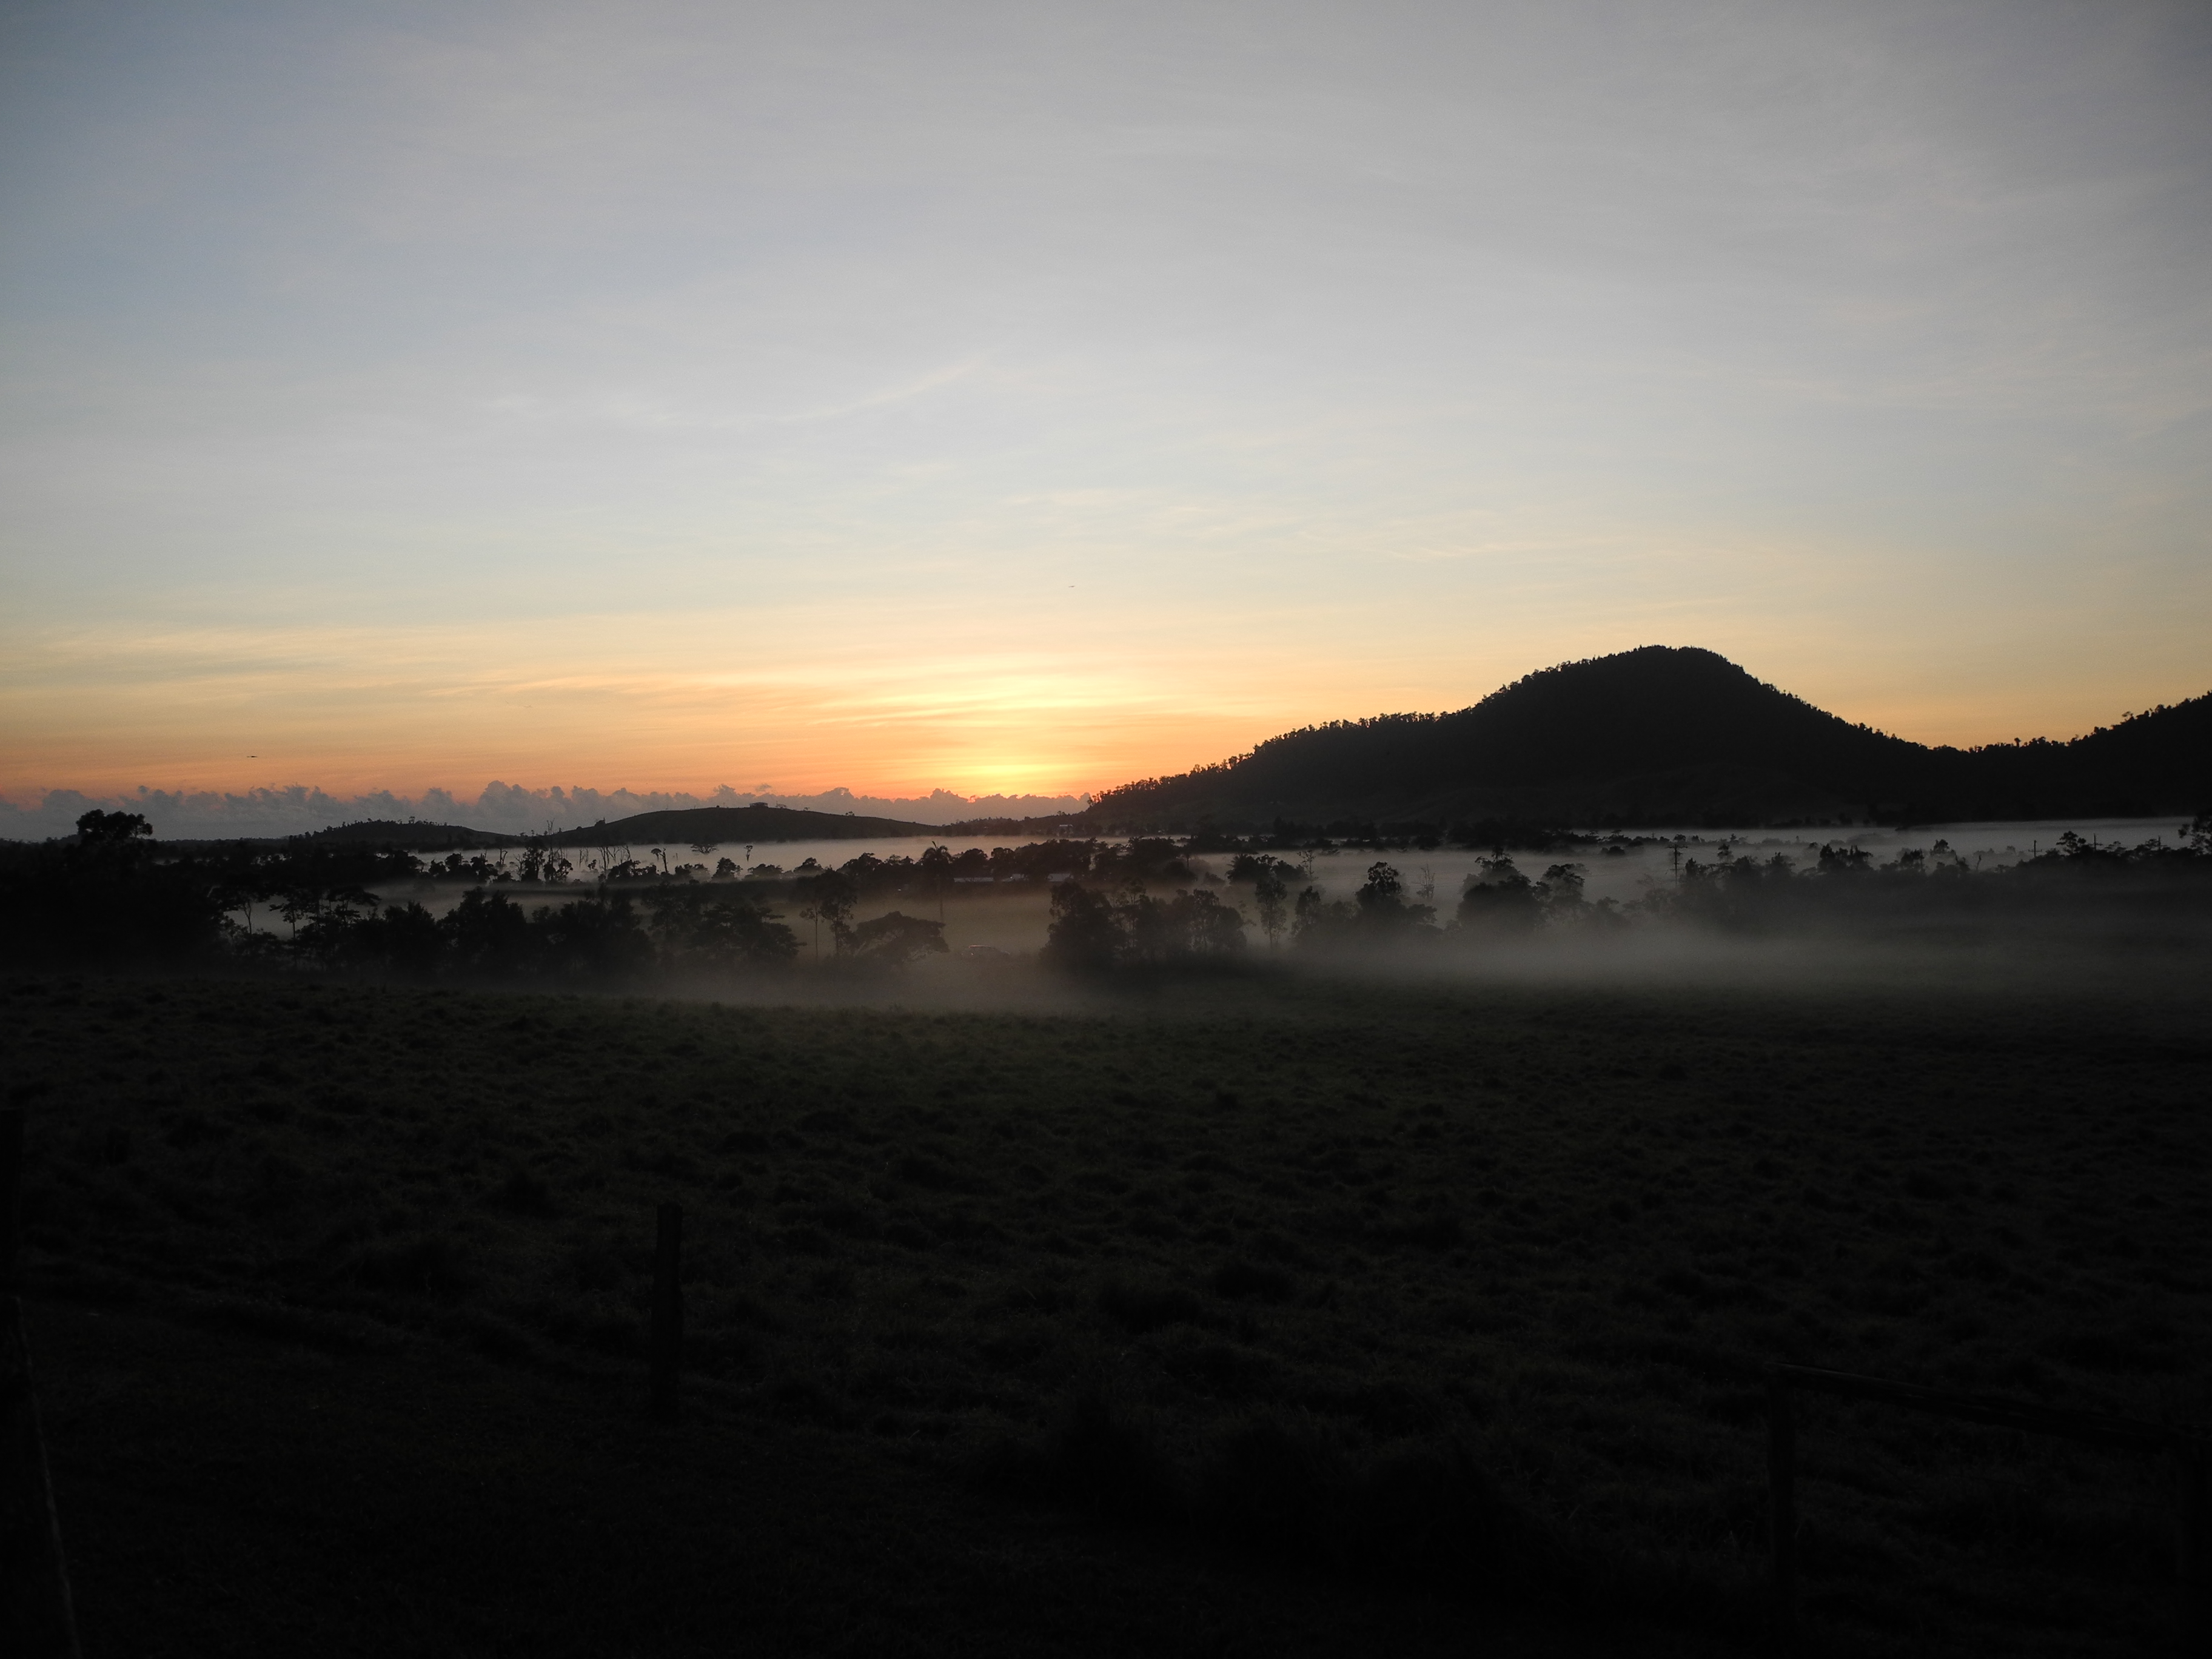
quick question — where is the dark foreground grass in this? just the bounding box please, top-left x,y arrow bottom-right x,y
31,1298 -> 1688,1658
6,967 -> 2210,1655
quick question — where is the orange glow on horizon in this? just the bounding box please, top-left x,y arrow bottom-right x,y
5,5 -> 2208,822
5,601 -> 2204,808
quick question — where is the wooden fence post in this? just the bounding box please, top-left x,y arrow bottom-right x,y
1,1110 -> 19,1289
1768,1370 -> 1796,1643
2181,1438 -> 2210,1651
1,1108 -> 84,1658
650,1202 -> 683,1424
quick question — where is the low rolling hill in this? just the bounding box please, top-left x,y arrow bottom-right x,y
546,802 -> 935,848
298,820 -> 523,850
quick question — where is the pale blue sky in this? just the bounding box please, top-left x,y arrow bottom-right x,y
3,0 -> 2208,802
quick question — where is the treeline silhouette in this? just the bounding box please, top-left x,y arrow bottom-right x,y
1041,821 -> 2212,965
0,811 -> 808,981
11,809 -> 2212,980
1085,646 -> 2212,831
0,811 -> 420,968
0,815 -> 1566,980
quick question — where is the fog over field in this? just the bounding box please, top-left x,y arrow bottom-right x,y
356,817 -> 2204,973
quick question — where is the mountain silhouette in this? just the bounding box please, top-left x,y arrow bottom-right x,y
1084,646 -> 2212,830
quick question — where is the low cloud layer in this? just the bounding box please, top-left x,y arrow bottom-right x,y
0,782 -> 1089,842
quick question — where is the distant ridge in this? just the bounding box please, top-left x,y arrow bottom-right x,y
1082,646 -> 2212,830
137,803 -> 937,853
545,803 -> 934,847
299,819 -> 522,850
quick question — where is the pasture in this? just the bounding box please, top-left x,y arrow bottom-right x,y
7,967 -> 2209,1655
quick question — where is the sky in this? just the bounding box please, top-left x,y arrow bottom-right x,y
3,0 -> 2210,826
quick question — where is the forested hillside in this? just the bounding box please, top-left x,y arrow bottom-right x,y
1086,646 -> 2212,830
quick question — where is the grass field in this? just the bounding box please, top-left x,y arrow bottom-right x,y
7,964 -> 2210,1655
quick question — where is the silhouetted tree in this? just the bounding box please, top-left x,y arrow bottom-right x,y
798,870 -> 857,955
919,842 -> 953,919
444,888 -> 540,977
335,900 -> 444,978
644,886 -> 799,970
75,809 -> 153,844
1253,863 -> 1289,948
846,911 -> 948,966
1042,882 -> 1128,973
1121,890 -> 1247,963
531,894 -> 656,979
1455,856 -> 1541,937
1352,860 -> 1436,938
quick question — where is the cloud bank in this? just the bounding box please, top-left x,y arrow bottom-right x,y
0,783 -> 1088,842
